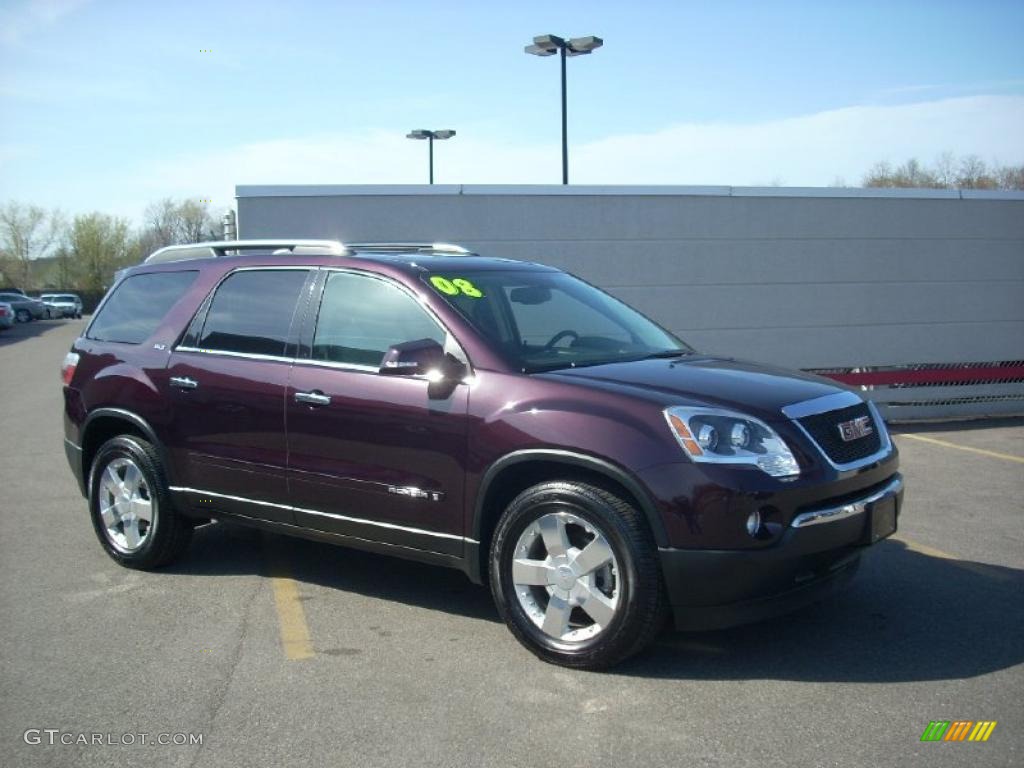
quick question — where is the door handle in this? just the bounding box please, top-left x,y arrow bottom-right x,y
170,376 -> 199,390
294,390 -> 331,406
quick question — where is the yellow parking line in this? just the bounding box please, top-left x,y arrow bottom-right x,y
896,433 -> 1024,464
263,539 -> 314,660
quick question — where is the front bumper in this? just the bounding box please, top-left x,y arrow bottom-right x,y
660,474 -> 902,630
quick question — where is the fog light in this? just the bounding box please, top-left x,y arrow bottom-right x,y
746,510 -> 762,537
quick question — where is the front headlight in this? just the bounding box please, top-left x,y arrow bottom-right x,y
663,406 -> 800,478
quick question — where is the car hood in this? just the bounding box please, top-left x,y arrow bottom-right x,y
539,355 -> 849,422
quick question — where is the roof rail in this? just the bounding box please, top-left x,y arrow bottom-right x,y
144,239 -> 346,264
344,242 -> 473,255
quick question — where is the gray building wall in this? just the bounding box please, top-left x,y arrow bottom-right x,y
236,185 -> 1024,419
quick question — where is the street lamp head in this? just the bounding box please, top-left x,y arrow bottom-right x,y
533,34 -> 564,48
406,130 -> 431,140
566,36 -> 603,55
524,43 -> 557,57
525,34 -> 563,56
432,130 -> 456,140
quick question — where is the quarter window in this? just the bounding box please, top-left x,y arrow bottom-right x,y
88,271 -> 198,344
312,272 -> 445,367
199,270 -> 308,357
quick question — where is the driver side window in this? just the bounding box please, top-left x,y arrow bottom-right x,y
313,272 -> 445,367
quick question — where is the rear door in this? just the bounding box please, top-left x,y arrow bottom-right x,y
286,269 -> 471,555
164,267 -> 314,523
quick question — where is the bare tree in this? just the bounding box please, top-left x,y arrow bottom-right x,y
957,155 -> 997,189
996,164 -> 1024,190
142,198 -> 219,249
933,151 -> 957,188
862,153 -> 1023,190
0,201 -> 61,290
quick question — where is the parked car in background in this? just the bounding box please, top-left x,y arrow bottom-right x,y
0,302 -> 14,329
37,298 -> 62,319
0,292 -> 47,322
40,293 -> 83,319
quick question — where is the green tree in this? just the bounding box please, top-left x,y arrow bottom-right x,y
69,212 -> 135,292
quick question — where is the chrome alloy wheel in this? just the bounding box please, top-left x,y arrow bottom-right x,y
98,457 -> 154,553
512,511 -> 621,642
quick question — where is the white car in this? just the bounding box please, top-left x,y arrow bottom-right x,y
0,301 -> 14,329
39,293 -> 83,319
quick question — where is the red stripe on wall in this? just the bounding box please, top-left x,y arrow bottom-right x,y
822,365 -> 1024,387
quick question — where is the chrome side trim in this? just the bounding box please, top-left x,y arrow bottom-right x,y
168,486 -> 475,543
174,346 -> 294,363
781,390 -> 862,419
790,476 -> 903,528
64,438 -> 82,452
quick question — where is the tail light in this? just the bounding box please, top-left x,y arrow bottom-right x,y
61,352 -> 80,386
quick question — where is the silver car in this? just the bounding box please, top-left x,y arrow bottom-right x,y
0,292 -> 46,322
0,301 -> 14,329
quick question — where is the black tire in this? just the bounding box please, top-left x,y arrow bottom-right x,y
489,481 -> 666,670
88,436 -> 192,569
15,308 -> 30,323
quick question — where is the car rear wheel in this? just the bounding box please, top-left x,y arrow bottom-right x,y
15,308 -> 30,323
489,480 -> 666,669
88,436 -> 192,569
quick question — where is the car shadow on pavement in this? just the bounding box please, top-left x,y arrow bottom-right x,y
168,525 -> 1023,681
169,521 -> 501,624
0,319 -> 77,346
620,537 -> 1024,682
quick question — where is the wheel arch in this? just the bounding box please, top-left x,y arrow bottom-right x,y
81,408 -> 173,497
467,449 -> 668,584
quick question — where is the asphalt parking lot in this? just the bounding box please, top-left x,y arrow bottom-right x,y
1,320 -> 1022,768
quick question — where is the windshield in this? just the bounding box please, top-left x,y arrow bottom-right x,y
423,270 -> 691,372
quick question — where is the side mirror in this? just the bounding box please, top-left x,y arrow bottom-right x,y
379,338 -> 464,380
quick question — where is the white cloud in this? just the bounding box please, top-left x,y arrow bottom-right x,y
0,0 -> 91,46
141,94 -> 1024,205
27,93 -> 1024,222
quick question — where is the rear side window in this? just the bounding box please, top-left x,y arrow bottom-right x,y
88,271 -> 198,344
199,269 -> 308,357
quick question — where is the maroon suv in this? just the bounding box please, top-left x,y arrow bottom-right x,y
61,239 -> 902,669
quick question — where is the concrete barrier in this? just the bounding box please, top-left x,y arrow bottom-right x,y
236,185 -> 1024,421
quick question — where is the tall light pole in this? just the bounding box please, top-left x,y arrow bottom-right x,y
406,129 -> 456,184
524,34 -> 603,185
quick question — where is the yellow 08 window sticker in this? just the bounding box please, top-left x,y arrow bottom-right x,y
430,276 -> 484,298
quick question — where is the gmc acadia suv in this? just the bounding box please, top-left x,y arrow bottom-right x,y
61,239 -> 902,669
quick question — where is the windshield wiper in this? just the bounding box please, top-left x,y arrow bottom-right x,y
637,349 -> 695,360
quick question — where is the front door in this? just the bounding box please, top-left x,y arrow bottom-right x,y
286,269 -> 470,555
164,267 -> 312,523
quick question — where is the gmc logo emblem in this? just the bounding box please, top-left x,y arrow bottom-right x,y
837,415 -> 874,442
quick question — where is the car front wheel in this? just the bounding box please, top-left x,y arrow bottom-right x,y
88,436 -> 192,569
15,308 -> 30,323
489,480 -> 666,669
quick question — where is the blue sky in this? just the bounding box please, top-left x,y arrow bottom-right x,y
1,0 -> 1022,223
